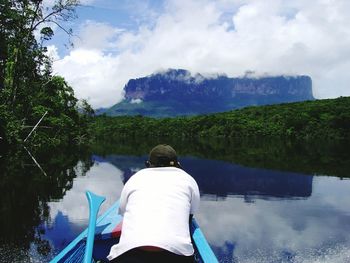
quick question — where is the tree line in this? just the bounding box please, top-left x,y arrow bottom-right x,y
0,0 -> 93,148
90,97 -> 350,142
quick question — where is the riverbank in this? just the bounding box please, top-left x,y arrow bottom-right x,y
90,96 -> 350,141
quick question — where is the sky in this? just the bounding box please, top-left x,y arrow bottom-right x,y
46,0 -> 350,109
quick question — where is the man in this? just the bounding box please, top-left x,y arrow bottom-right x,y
108,144 -> 200,263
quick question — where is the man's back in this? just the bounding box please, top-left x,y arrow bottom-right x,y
107,167 -> 200,260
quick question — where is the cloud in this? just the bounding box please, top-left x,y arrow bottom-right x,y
73,20 -> 124,51
54,48 -> 126,107
52,0 -> 350,108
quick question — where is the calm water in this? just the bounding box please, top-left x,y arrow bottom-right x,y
0,139 -> 350,262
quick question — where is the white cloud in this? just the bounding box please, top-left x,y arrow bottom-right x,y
53,48 -> 126,107
73,20 -> 124,51
52,0 -> 350,108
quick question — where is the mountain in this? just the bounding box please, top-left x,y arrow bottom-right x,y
103,69 -> 314,117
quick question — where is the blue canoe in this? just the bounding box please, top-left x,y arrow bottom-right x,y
50,196 -> 218,263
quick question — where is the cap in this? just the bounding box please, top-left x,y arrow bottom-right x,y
148,144 -> 178,167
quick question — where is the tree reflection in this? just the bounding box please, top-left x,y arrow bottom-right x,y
1,137 -> 348,261
92,137 -> 350,179
0,145 -> 93,260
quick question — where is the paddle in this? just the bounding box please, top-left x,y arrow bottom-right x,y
83,191 -> 106,263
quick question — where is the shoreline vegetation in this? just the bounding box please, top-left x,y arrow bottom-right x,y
90,96 -> 350,142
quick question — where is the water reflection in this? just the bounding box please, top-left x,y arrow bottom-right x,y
90,153 -> 350,263
0,146 -> 93,262
197,177 -> 350,263
182,157 -> 312,199
43,161 -> 124,257
1,139 -> 350,263
93,155 -> 312,199
93,138 -> 350,179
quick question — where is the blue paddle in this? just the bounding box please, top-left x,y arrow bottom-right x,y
83,191 -> 106,263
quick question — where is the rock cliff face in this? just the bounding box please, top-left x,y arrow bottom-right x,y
106,69 -> 314,117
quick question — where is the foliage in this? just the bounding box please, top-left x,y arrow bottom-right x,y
0,0 -> 91,147
90,97 -> 350,142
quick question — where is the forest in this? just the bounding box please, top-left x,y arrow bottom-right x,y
90,96 -> 350,142
0,0 -> 92,149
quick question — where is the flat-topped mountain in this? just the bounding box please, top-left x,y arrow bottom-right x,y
103,69 -> 314,117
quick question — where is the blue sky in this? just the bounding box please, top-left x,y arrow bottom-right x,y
46,0 -> 350,108
50,0 -> 167,56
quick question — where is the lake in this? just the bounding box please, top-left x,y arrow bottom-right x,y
0,139 -> 350,262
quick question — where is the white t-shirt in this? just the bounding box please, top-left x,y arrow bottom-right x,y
107,167 -> 200,261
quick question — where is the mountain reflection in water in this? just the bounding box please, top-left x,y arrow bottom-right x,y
89,154 -> 350,263
1,139 -> 350,262
93,155 -> 313,200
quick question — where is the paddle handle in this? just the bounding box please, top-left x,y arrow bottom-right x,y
83,191 -> 106,263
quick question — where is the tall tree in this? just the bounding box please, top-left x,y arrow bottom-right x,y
1,0 -> 78,108
0,0 -> 90,145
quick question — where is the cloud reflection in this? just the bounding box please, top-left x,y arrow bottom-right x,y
47,154 -> 350,263
196,177 -> 350,263
48,161 -> 124,225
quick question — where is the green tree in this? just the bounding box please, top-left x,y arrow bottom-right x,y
0,0 -> 92,146
89,97 -> 350,142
